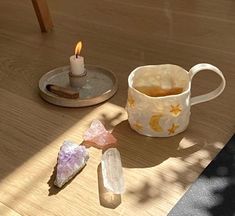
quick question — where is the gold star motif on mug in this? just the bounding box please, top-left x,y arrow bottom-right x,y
128,94 -> 135,108
170,104 -> 182,116
133,122 -> 143,131
168,123 -> 179,135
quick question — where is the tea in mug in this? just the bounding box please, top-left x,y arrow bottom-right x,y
135,86 -> 183,97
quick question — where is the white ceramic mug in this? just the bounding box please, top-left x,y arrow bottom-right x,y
126,64 -> 226,137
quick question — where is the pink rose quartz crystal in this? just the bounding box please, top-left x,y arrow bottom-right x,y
83,120 -> 117,148
54,140 -> 89,188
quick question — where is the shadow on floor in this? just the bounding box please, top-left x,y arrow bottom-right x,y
168,135 -> 235,216
112,120 -> 204,168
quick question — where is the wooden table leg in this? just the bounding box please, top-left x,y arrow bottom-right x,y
31,0 -> 53,32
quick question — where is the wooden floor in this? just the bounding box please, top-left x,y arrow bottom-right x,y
0,0 -> 234,215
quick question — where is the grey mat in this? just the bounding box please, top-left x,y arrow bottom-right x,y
168,135 -> 235,216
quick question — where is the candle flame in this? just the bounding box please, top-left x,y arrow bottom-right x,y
75,41 -> 82,56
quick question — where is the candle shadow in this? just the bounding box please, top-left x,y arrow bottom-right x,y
97,163 -> 122,209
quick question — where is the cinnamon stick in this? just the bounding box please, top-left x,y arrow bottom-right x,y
46,84 -> 79,99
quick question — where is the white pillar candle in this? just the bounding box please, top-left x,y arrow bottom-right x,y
70,55 -> 85,75
70,41 -> 85,76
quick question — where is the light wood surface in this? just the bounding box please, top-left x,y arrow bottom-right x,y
31,0 -> 53,32
0,0 -> 234,215
0,203 -> 21,216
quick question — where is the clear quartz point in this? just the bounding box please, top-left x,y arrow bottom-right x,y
101,148 -> 125,194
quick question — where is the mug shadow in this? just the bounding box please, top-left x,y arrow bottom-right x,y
112,120 -> 204,168
97,163 -> 121,209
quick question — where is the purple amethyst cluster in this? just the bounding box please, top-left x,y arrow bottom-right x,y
54,140 -> 89,188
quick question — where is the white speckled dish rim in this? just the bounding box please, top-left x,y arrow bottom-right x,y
39,65 -> 118,107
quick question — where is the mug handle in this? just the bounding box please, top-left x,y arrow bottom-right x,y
189,63 -> 226,106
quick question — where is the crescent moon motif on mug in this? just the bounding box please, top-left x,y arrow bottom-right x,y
149,114 -> 163,132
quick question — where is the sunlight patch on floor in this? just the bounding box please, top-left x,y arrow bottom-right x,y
0,102 -> 127,213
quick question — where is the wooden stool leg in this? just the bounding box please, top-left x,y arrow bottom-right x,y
31,0 -> 53,32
